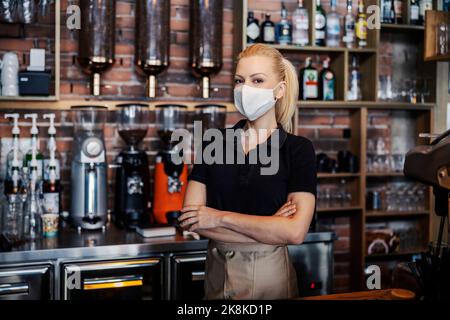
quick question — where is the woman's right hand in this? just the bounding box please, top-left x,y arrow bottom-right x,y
273,201 -> 297,217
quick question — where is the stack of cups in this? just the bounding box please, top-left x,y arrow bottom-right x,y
1,52 -> 19,97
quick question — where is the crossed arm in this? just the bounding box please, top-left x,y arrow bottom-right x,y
180,180 -> 316,245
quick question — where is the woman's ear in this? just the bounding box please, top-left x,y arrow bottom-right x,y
275,81 -> 286,100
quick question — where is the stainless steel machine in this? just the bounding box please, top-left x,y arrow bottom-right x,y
70,106 -> 108,231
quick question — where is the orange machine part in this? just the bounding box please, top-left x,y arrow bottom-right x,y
152,162 -> 188,224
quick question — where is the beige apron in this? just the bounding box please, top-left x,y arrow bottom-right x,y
203,239 -> 299,300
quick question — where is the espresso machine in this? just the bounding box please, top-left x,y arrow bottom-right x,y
70,106 -> 108,231
113,103 -> 151,229
153,105 -> 188,224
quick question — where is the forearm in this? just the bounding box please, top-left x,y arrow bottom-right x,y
195,227 -> 258,243
219,212 -> 299,245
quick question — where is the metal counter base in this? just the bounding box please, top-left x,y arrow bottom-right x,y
0,224 -> 336,300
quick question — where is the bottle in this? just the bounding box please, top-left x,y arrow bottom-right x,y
419,0 -> 432,25
276,2 -> 292,45
292,0 -> 309,46
4,114 -> 24,197
23,114 -> 43,182
315,0 -> 327,46
23,148 -> 43,241
348,55 -> 362,101
389,0 -> 396,23
261,13 -> 276,44
247,11 -> 260,44
343,0 -> 355,48
394,0 -> 403,24
444,0 -> 450,12
355,0 -> 368,48
300,57 -> 319,100
381,0 -> 393,23
42,114 -> 61,216
326,0 -> 341,47
410,0 -> 420,25
319,57 -> 336,100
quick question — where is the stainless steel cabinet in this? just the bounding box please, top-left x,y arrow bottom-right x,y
60,257 -> 164,300
0,264 -> 53,300
170,252 -> 206,300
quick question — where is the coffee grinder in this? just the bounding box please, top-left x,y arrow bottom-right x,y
70,106 -> 108,231
114,103 -> 151,229
153,104 -> 188,224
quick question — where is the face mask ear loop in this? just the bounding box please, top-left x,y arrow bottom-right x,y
273,81 -> 285,101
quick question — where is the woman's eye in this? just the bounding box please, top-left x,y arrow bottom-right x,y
253,78 -> 264,84
234,79 -> 242,85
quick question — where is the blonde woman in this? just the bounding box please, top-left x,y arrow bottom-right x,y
178,44 -> 317,300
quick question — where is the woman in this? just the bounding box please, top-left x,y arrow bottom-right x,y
178,44 -> 317,300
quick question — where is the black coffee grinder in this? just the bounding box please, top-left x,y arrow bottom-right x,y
114,103 -> 151,229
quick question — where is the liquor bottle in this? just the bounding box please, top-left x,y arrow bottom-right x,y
319,57 -> 336,100
23,149 -> 43,241
42,114 -> 61,216
343,0 -> 355,48
394,0 -> 403,24
355,0 -> 367,48
326,0 -> 341,47
261,13 -> 276,44
292,0 -> 309,46
276,2 -> 292,45
348,55 -> 362,101
381,0 -> 390,23
410,0 -> 420,25
315,0 -> 327,46
389,0 -> 396,23
247,11 -> 260,44
444,0 -> 450,12
419,0 -> 432,25
300,57 -> 319,100
23,114 -> 43,182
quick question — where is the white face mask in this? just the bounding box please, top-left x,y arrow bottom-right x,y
233,83 -> 281,121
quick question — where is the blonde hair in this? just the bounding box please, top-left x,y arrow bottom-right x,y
237,44 -> 298,133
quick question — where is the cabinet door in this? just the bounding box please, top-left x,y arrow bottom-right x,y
170,253 -> 206,300
0,264 -> 53,300
61,257 -> 163,300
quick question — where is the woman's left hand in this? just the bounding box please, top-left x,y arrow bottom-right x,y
178,205 -> 224,231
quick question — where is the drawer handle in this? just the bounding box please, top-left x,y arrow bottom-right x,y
191,271 -> 205,282
83,275 -> 143,291
0,283 -> 29,296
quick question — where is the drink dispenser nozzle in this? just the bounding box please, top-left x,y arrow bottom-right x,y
24,113 -> 39,172
43,113 -> 57,183
5,113 -> 21,189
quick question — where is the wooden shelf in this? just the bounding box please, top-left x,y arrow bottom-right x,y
424,11 -> 450,61
365,250 -> 424,260
366,172 -> 404,177
0,96 -> 58,102
381,23 -> 424,31
318,173 -> 360,178
317,206 -> 362,213
297,100 -> 434,110
366,210 -> 429,218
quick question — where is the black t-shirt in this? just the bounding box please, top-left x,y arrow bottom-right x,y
188,119 -> 317,216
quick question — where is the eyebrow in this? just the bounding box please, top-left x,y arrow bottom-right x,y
235,73 -> 268,78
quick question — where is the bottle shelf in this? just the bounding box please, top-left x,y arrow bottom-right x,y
297,100 -> 434,110
366,172 -> 404,177
365,210 -> 429,218
364,250 -> 423,260
0,96 -> 58,102
317,206 -> 362,213
381,23 -> 425,31
318,172 -> 360,178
